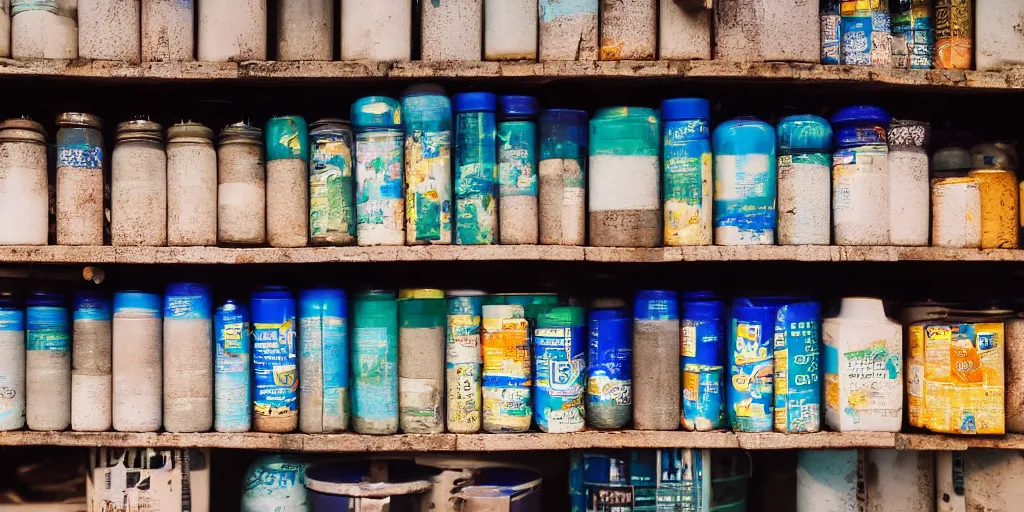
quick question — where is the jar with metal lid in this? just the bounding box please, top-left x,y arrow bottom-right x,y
11,0 -> 77,59
79,0 -> 140,62
218,122 -> 265,245
887,119 -> 930,246
309,119 -> 355,246
265,115 -> 309,248
167,121 -> 216,246
831,105 -> 891,245
197,0 -> 267,62
0,118 -> 48,245
112,119 -> 166,246
970,142 -> 1019,249
55,113 -> 104,246
141,0 -> 194,62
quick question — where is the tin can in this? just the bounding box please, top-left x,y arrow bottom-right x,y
454,92 -> 499,245
446,290 -> 485,433
662,98 -> 712,246
298,288 -> 348,433
681,293 -> 726,431
214,298 -> 251,433
402,87 -> 453,245
840,0 -> 892,66
351,290 -> 399,434
934,0 -> 971,70
774,302 -> 822,433
482,304 -> 532,433
309,119 -> 355,246
729,298 -> 776,432
251,287 -> 298,433
932,176 -> 981,248
891,0 -> 933,69
587,307 -> 632,430
0,294 -> 24,431
352,97 -> 405,247
534,306 -> 586,433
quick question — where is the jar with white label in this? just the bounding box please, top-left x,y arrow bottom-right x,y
218,122 -> 265,245
167,122 -> 217,246
887,119 -> 930,246
776,115 -> 832,245
830,106 -> 891,245
112,119 -> 167,246
0,118 -> 48,245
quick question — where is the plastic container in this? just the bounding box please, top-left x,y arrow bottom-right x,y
214,298 -> 251,432
71,292 -> 112,431
453,92 -> 499,245
298,288 -> 348,433
681,294 -> 725,431
776,115 -> 832,245
277,0 -> 332,61
0,294 -> 24,431
112,119 -> 167,246
78,0 -> 140,62
839,0 -> 892,66
397,289 -> 445,434
482,304 -> 532,432
831,106 -> 891,245
265,116 -> 309,248
931,176 -> 982,248
538,109 -> 588,246
446,290 -> 485,433
251,287 -> 298,433
539,0 -> 597,60
659,0 -> 711,60
599,0 -> 655,60
340,0 -> 411,61
351,290 -> 399,434
773,301 -> 822,433
402,87 -> 453,245
715,0 -> 819,63
484,0 -> 537,60
589,107 -> 661,247
712,117 -> 776,245
352,96 -> 405,246
0,119 -> 47,245
421,0 -> 481,61
934,0 -> 971,70
197,0 -> 267,62
309,119 -> 356,246
977,0 -> 1024,71
587,307 -> 631,429
969,142 -> 1019,249
26,291 -> 70,431
498,95 -> 540,244
163,282 -> 214,433
887,119 -> 930,246
662,98 -> 712,246
534,306 -> 586,433
112,291 -> 162,432
891,0 -> 933,69
55,113 -> 104,246
167,122 -> 217,246
728,298 -> 778,433
142,0 -> 194,62
633,290 -> 680,430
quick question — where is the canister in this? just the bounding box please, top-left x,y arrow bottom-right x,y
539,0 -> 597,60
214,298 -> 251,432
777,114 -> 832,245
589,107 -> 661,247
351,290 -> 399,435
484,0 -> 537,60
887,119 -> 930,246
587,307 -> 631,430
421,0 -> 481,61
659,0 -> 711,60
446,290 -> 485,433
402,86 -> 452,245
0,118 -> 47,245
0,294 -> 24,431
112,291 -> 162,432
352,96 -> 405,246
298,288 -> 348,433
633,290 -> 680,430
55,113 -> 104,246
12,0 -> 77,59
931,176 -> 982,248
218,122 -> 266,245
662,98 -> 712,246
977,0 -> 1024,71
309,119 -> 356,246
167,121 -> 217,246
534,306 -> 585,433
398,289 -> 445,434
111,119 -> 167,247
163,282 -> 213,433
934,0 -> 971,70
453,92 -> 498,245
773,301 -> 822,433
599,0 -> 655,60
197,0 -> 267,61
538,109 -> 587,246
340,0 -> 411,61
891,0 -> 933,69
713,116 -> 776,245
482,303 -> 532,432
276,0 -> 332,61
840,0 -> 892,66
265,115 -> 309,248
251,287 -> 298,433
831,106 -> 891,245
78,0 -> 140,62
25,291 -> 69,431
0,1 -> 10,58
969,142 -> 1019,249
715,0 -> 819,63
681,293 -> 725,431
821,0 -> 840,64
142,0 -> 194,62
498,95 -> 540,245
728,298 -> 777,432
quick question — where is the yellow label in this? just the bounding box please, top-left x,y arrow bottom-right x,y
681,325 -> 696,357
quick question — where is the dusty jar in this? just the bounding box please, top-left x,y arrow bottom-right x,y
11,0 -> 78,59
0,1 -> 9,58
599,0 -> 655,60
498,95 -> 540,245
71,290 -> 111,432
277,0 -> 332,61
776,115 -> 832,245
539,0 -> 597,61
830,106 -> 891,245
340,0 -> 411,61
265,116 -> 310,248
0,118 -> 48,245
25,291 -> 71,431
78,0 -> 140,62
484,0 -> 537,60
715,0 -> 819,63
309,119 -> 356,246
976,0 -> 1024,71
56,112 -> 104,246
142,0 -> 194,62
659,0 -> 711,60
167,122 -> 217,246
421,0 -> 481,61
163,282 -> 214,433
218,122 -> 266,245
538,109 -> 587,246
112,291 -> 162,432
931,177 -> 981,248
887,119 -> 930,246
197,0 -> 267,62
111,119 -> 167,247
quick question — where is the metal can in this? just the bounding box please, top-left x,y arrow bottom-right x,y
214,298 -> 251,433
534,306 -> 586,433
251,287 -> 298,433
934,0 -> 971,70
728,298 -> 777,433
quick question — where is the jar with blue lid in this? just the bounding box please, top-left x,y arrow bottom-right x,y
831,105 -> 891,245
163,282 -> 213,433
0,293 -> 24,431
402,85 -> 452,246
681,292 -> 726,431
633,290 -> 680,430
453,92 -> 498,245
71,290 -> 112,432
265,116 -> 310,248
251,286 -> 298,433
26,290 -> 70,431
309,119 -> 356,246
112,290 -> 162,432
538,108 -> 588,246
776,115 -> 832,246
352,96 -> 405,247
498,95 -> 540,245
298,288 -> 348,433
587,307 -> 632,429
713,116 -> 776,245
215,297 -> 251,433
662,98 -> 712,246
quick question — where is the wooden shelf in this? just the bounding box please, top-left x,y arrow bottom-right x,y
1,59 -> 1022,91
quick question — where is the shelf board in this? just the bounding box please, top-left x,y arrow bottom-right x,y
1,59 -> 1022,90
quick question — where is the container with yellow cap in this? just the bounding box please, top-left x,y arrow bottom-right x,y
969,142 -> 1018,249
0,118 -> 47,245
167,121 -> 216,247
398,289 -> 445,434
112,119 -> 166,247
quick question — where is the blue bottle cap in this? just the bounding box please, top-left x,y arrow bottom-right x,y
217,298 -> 248,316
165,282 -> 212,297
499,95 -> 539,118
453,92 -> 497,113
830,106 -> 891,127
350,96 -> 402,130
590,308 -> 630,322
252,286 -> 293,301
540,109 -> 588,124
661,98 -> 710,122
777,115 -> 833,153
634,290 -> 679,321
27,291 -> 64,308
73,291 -> 112,321
113,291 -> 161,314
682,299 -> 725,320
299,288 -> 347,318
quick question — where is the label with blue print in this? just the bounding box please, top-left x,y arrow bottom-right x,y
301,316 -> 348,421
217,309 -> 249,372
681,317 -> 723,367
730,320 -> 773,432
165,289 -> 212,319
535,326 -> 585,432
57,144 -> 102,170
498,122 -> 537,197
74,294 -> 111,321
774,313 -> 821,433
352,327 -> 398,421
27,307 -> 70,351
713,154 -> 775,243
683,365 -> 725,430
587,316 -> 632,408
253,318 -> 297,416
216,307 -> 250,429
355,132 -> 404,230
821,14 -> 841,64
0,310 -> 23,331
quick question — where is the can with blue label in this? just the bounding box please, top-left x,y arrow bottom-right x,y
535,306 -> 586,433
774,301 -> 822,433
163,282 -> 213,433
298,288 -> 348,433
351,290 -> 399,434
215,298 -> 251,433
26,291 -> 70,431
446,290 -> 485,433
587,307 -> 632,429
681,292 -> 726,431
251,287 -> 298,433
728,298 -> 777,432
112,291 -> 162,432
71,290 -> 112,432
633,290 -> 680,430
0,294 -> 24,431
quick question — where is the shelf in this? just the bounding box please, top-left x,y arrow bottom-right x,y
1,59 -> 1022,90
0,431 -> 1017,452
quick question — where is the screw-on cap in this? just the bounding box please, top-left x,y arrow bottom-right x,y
116,119 -> 163,143
453,92 -> 497,114
350,96 -> 402,130
56,112 -> 103,130
830,105 -> 891,127
167,121 -> 214,142
0,118 -> 46,143
219,121 -> 263,145
499,95 -> 539,118
660,98 -> 710,122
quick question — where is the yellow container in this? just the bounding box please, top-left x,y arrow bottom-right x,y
968,169 -> 1018,248
908,322 -> 1005,434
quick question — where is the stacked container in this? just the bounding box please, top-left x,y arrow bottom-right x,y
309,119 -> 356,246
142,0 -> 194,62
662,98 -> 712,246
776,115 -> 832,245
197,0 -> 267,62
265,116 -> 310,248
25,291 -> 70,431
111,119 -> 166,247
715,0 -> 819,63
55,113 -> 104,246
398,289 -> 446,434
831,106 -> 891,245
78,0 -> 140,62
0,295 -> 24,431
484,0 -> 537,60
71,292 -> 111,432
453,92 -> 499,245
538,109 -> 587,246
251,287 -> 298,433
712,117 -> 776,245
277,0 -> 332,61
218,122 -> 265,245
446,290 -> 485,433
340,0 -> 411,61
351,290 -> 399,434
498,95 -> 540,244
167,122 -> 217,246
887,119 -> 930,246
352,97 -> 405,246
402,87 -> 453,245
163,283 -> 214,433
214,298 -> 251,432
587,306 -> 631,429
298,288 -> 348,433
632,290 -> 679,430
539,0 -> 598,61
112,291 -> 162,432
0,118 -> 48,245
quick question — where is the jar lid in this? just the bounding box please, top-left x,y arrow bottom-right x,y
539,108 -> 588,125
309,118 -> 352,131
777,114 -> 832,153
0,118 -> 46,142
830,105 -> 891,127
661,98 -> 710,122
499,95 -> 539,118
11,0 -> 56,15
116,119 -> 163,142
888,119 -> 930,149
56,112 -> 102,130
971,142 -> 1019,171
399,289 -> 445,300
447,289 -> 487,297
220,121 -> 263,144
350,96 -> 402,130
932,146 -> 972,172
453,92 -> 497,114
167,121 -> 214,141
402,83 -> 446,98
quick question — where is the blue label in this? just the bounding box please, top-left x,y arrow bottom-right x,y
0,310 -> 24,331
773,303 -> 821,433
74,294 -> 111,321
729,318 -> 773,432
351,326 -> 398,422
57,144 -> 102,170
253,317 -> 297,415
683,366 -> 725,430
534,326 -> 585,432
682,318 -> 723,368
27,306 -> 70,351
165,285 -> 212,319
216,306 -> 251,430
114,292 -> 161,318
539,0 -> 597,22
587,314 -> 631,410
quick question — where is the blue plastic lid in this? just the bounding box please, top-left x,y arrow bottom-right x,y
681,291 -> 718,301
27,291 -> 64,308
453,92 -> 497,114
350,96 -> 402,130
73,291 -> 111,320
590,308 -> 630,321
633,290 -> 679,320
165,282 -> 212,298
299,288 -> 347,318
499,95 -> 539,118
252,286 -> 293,302
777,115 -> 833,153
682,299 -> 725,320
830,106 -> 891,127
661,98 -> 710,122
113,291 -> 161,313
540,109 -> 588,125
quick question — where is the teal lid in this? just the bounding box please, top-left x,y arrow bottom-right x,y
536,306 -> 585,328
589,107 -> 659,157
265,116 -> 309,161
351,96 -> 402,131
777,115 -> 832,154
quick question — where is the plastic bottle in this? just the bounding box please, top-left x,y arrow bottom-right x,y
265,116 -> 309,248
218,122 -> 266,245
163,282 -> 213,433
681,293 -> 725,431
111,119 -> 166,246
535,306 -> 586,433
0,294 -> 24,431
298,288 -> 348,433
352,96 -> 405,246
777,115 -> 832,245
71,291 -> 111,432
498,95 -> 540,245
713,117 -> 777,245
831,106 -> 892,245
398,289 -> 446,434
26,291 -> 70,431
633,290 -> 679,430
538,109 -> 588,246
887,119 -> 930,246
402,87 -> 453,245
55,112 -> 104,246
214,298 -> 251,432
112,291 -> 162,432
587,307 -> 632,429
351,290 -> 399,434
0,119 -> 48,245
446,290 -> 485,433
309,119 -> 356,246
251,287 -> 298,433
167,122 -> 217,246
662,98 -> 712,246
482,304 -> 532,432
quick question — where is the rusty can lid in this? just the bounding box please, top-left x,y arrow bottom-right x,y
167,121 -> 214,142
116,119 -> 163,143
220,121 -> 263,145
56,112 -> 103,130
0,117 -> 46,143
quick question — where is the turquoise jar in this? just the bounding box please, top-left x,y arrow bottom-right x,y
351,290 -> 399,435
498,95 -> 539,245
662,98 -> 712,246
453,92 -> 498,245
538,109 -> 588,246
712,117 -> 776,245
265,116 -> 310,248
776,115 -> 832,245
402,86 -> 452,245
352,96 -> 405,246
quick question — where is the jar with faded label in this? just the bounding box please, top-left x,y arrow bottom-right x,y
662,98 -> 712,246
309,119 -> 355,246
112,119 -> 167,247
71,291 -> 111,432
887,119 -> 930,246
977,0 -> 1024,71
0,294 -> 24,431
484,0 -> 537,60
713,117 -> 776,245
840,0 -> 892,66
539,0 -> 597,60
774,301 -> 822,433
446,290 -> 484,433
167,122 -> 217,246
969,143 -> 1019,249
931,176 -> 981,248
891,0 -> 933,69
112,291 -> 162,432
251,287 -> 298,433
398,289 -> 445,434
265,116 -> 309,248
0,118 -> 48,245
633,290 -> 679,431
498,95 -> 539,245
12,0 -> 78,59
142,0 -> 194,62
777,114 -> 832,245
539,109 -> 587,246
599,0 -> 655,60
56,113 -> 103,246
298,288 -> 348,433
402,87 -> 452,245
729,298 -> 777,433
79,0 -> 140,62
218,122 -> 266,245
482,304 -> 532,432
163,282 -> 213,433
352,96 -> 405,246
351,290 -> 399,434
340,0 -> 411,61
197,0 -> 267,61
681,293 -> 725,431
215,298 -> 251,432
422,0 -> 481,61
587,306 -> 631,430
934,0 -> 971,70
454,92 -> 498,245
26,291 -> 70,431
276,0 -> 331,61
830,106 -> 891,245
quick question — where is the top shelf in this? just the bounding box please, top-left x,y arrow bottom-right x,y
2,59 -> 1023,91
